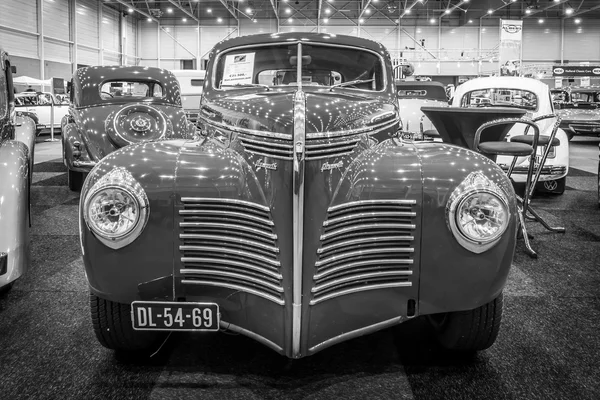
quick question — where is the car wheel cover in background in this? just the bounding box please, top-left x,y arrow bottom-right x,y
106,104 -> 172,148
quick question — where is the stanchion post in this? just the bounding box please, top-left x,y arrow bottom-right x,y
45,97 -> 59,142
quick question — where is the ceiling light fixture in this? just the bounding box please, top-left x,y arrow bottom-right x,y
217,17 -> 223,22
166,7 -> 173,13
574,18 -> 581,24
538,18 -> 544,23
182,18 -> 187,22
525,9 -> 532,14
565,8 -> 574,15
430,17 -> 436,23
207,8 -> 212,13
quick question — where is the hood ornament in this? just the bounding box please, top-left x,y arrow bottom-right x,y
254,158 -> 277,171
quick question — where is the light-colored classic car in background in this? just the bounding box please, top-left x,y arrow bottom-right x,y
62,65 -> 193,191
396,80 -> 447,140
551,88 -> 600,140
453,77 -> 569,194
80,32 -> 519,358
15,91 -> 69,135
0,47 -> 35,294
170,69 -> 206,124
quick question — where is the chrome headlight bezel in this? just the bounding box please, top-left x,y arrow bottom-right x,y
83,167 -> 149,250
446,171 -> 511,254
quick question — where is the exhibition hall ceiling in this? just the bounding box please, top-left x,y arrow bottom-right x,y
103,0 -> 600,24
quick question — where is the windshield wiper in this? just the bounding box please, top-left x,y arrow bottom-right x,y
329,78 -> 374,91
222,83 -> 270,91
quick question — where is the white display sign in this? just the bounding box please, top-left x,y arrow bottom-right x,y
555,78 -> 562,89
222,53 -> 255,86
581,77 -> 591,87
499,19 -> 523,76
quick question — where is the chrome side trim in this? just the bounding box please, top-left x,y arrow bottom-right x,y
181,269 -> 284,292
313,259 -> 413,280
292,46 -> 306,358
181,257 -> 281,279
317,235 -> 414,255
180,222 -> 277,240
323,211 -> 417,227
179,233 -> 280,253
328,199 -> 417,213
73,160 -> 97,168
180,197 -> 270,212
309,282 -> 411,305
308,316 -> 403,354
180,246 -> 280,267
312,270 -> 413,293
182,280 -> 285,305
315,247 -> 414,268
220,320 -> 284,354
179,209 -> 275,226
320,223 -> 416,241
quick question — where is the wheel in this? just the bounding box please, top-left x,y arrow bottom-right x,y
427,292 -> 503,352
0,281 -> 15,296
68,169 -> 85,192
90,293 -> 166,353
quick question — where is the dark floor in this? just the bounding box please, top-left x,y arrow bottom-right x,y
0,139 -> 599,400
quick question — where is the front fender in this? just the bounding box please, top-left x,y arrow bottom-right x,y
62,122 -> 94,172
0,140 -> 30,287
416,142 -> 518,315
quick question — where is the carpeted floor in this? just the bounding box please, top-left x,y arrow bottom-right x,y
0,154 -> 598,400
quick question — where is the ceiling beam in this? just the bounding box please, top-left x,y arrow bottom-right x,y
524,0 -> 569,18
358,0 -> 373,21
317,0 -> 323,21
167,0 -> 200,23
218,0 -> 239,21
270,0 -> 279,21
568,3 -> 600,18
114,0 -> 158,22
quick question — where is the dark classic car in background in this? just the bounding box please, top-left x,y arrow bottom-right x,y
0,47 -> 35,293
396,80 -> 447,140
79,33 -> 518,358
551,87 -> 600,140
62,65 -> 193,190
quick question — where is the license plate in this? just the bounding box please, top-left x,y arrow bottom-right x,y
131,301 -> 219,331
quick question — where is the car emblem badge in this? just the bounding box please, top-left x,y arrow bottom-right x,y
321,161 -> 343,172
254,159 -> 277,171
544,180 -> 558,191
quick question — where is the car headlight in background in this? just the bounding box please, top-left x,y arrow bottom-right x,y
83,167 -> 149,249
446,171 -> 510,254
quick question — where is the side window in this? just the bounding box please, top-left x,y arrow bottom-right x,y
0,63 -> 8,119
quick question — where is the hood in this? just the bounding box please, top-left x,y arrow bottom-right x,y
557,108 -> 600,122
200,89 -> 397,137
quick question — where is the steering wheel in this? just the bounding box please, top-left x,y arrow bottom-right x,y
101,91 -> 114,98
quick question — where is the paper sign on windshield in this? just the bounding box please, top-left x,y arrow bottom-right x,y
222,53 -> 255,86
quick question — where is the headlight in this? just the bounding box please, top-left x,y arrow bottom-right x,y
83,167 -> 149,249
446,172 -> 510,254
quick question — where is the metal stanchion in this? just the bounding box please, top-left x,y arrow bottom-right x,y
45,99 -> 59,142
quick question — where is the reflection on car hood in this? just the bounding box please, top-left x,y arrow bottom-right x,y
556,108 -> 600,122
200,90 -> 397,136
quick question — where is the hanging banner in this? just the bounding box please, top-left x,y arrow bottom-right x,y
552,65 -> 600,77
499,19 -> 523,76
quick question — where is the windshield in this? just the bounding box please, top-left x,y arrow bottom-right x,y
461,88 -> 538,111
397,85 -> 447,101
571,91 -> 600,103
214,43 -> 385,91
99,80 -> 163,100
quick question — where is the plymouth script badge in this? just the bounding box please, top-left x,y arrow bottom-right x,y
321,161 -> 344,172
255,159 -> 277,171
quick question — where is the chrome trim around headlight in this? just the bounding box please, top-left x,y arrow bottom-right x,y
446,171 -> 510,254
83,167 -> 149,250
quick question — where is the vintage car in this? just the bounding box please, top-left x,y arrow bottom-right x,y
396,80 -> 447,140
553,88 -> 600,139
170,69 -> 206,124
62,65 -> 193,191
80,32 -> 518,358
0,48 -> 35,293
453,77 -> 570,194
15,91 -> 69,135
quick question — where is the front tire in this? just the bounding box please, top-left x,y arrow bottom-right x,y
428,292 -> 503,352
68,169 -> 85,191
90,293 -> 166,353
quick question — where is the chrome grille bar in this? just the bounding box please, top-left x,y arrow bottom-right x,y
180,245 -> 280,267
180,257 -> 281,279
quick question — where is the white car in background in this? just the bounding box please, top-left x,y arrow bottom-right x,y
396,80 -> 448,141
453,77 -> 569,194
170,69 -> 206,124
15,91 -> 69,135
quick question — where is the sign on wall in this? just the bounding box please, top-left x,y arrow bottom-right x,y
552,66 -> 600,77
499,20 -> 523,76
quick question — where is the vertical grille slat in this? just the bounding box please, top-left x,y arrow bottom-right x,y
179,198 -> 284,305
311,200 -> 417,305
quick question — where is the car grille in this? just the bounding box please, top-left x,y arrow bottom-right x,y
310,200 -> 416,305
239,134 -> 361,161
178,197 -> 284,305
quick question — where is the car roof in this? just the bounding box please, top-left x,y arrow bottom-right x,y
454,76 -> 549,95
211,32 -> 387,55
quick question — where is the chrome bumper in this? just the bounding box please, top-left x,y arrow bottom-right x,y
499,164 -> 567,176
